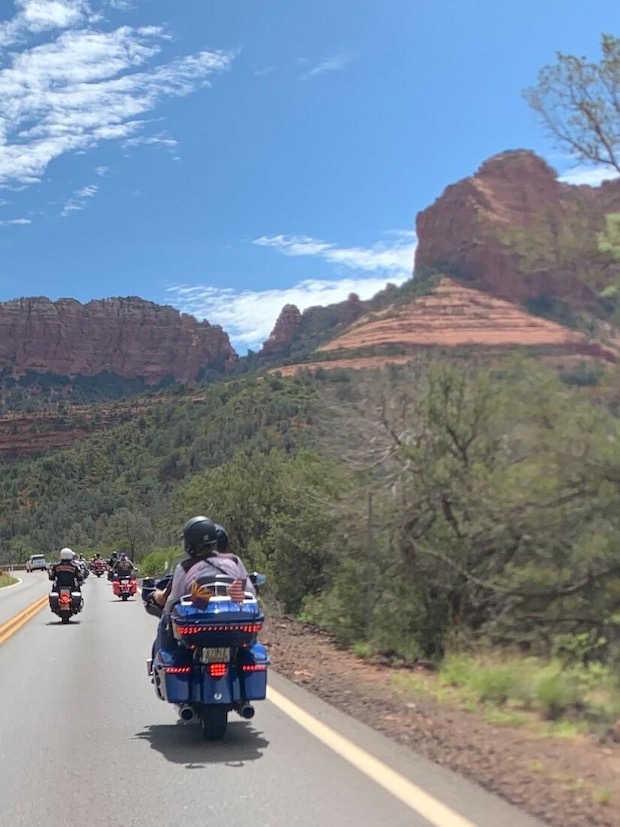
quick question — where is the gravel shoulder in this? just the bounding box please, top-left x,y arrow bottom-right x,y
264,617 -> 620,827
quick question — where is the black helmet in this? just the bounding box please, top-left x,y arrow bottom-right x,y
183,516 -> 218,557
215,524 -> 229,552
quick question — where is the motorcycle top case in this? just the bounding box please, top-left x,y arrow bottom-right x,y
170,598 -> 264,648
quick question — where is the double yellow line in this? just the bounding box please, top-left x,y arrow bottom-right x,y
0,594 -> 48,647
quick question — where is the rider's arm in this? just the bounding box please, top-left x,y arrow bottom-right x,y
163,565 -> 188,614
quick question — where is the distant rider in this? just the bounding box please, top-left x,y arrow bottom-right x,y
112,552 -> 135,578
150,517 -> 255,655
49,548 -> 83,591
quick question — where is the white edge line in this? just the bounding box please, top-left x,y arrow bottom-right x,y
0,577 -> 23,591
267,685 -> 477,827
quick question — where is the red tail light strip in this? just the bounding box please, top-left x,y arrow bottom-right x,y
175,623 -> 262,635
242,664 -> 267,672
164,666 -> 191,675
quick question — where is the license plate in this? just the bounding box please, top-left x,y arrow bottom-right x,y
200,648 -> 231,664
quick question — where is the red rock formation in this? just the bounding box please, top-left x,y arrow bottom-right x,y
273,278 -> 617,375
414,150 -> 620,306
318,279 -> 616,359
260,304 -> 301,357
0,297 -> 237,383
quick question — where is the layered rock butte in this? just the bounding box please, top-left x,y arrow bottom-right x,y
266,149 -> 620,374
0,296 -> 237,383
415,149 -> 620,305
274,279 -> 616,376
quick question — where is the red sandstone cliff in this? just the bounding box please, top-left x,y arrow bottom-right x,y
414,150 -> 620,306
0,296 -> 237,383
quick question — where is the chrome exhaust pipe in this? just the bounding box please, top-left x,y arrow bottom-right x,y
179,705 -> 195,722
238,704 -> 255,720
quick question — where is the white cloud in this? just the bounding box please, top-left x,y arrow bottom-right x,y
253,231 -> 416,278
302,52 -> 356,80
61,182 -> 98,216
0,4 -> 236,189
558,165 -> 620,186
166,230 -> 416,350
0,217 -> 31,225
123,133 -> 178,149
167,276 -> 408,351
95,165 -> 110,176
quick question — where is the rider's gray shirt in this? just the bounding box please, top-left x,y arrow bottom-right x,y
164,554 -> 255,613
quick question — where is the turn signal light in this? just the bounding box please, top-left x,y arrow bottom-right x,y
209,663 -> 228,678
242,664 -> 267,672
175,623 -> 262,635
165,666 -> 191,675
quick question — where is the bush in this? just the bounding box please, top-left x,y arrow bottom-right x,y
140,548 -> 179,577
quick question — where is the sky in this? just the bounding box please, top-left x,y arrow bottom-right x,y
0,0 -> 617,352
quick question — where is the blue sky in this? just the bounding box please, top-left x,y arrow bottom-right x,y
0,0 -> 617,351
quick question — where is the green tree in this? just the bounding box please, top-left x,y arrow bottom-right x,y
524,34 -> 620,173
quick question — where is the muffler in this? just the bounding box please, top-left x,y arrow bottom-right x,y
238,704 -> 255,720
179,705 -> 196,722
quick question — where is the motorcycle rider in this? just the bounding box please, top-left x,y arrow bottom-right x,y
107,551 -> 118,569
49,548 -> 83,591
112,552 -> 135,578
150,517 -> 255,655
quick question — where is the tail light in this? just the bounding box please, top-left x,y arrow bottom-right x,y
242,664 -> 267,672
164,666 -> 191,675
209,663 -> 228,678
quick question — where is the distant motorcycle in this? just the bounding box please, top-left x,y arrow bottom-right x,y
113,575 -> 138,601
142,571 -> 269,740
91,559 -> 107,578
49,584 -> 83,624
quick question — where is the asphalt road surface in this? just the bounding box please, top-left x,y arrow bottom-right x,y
0,575 -> 545,827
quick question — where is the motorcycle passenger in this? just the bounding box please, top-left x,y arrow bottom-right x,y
151,517 -> 255,655
107,551 -> 118,569
49,548 -> 83,591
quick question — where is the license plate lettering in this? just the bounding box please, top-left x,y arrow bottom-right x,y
200,648 -> 231,663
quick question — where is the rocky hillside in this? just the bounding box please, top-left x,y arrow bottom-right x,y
273,277 -> 617,376
415,149 -> 620,310
0,296 -> 236,386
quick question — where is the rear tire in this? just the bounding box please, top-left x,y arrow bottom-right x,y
121,594 -> 129,601
200,705 -> 228,740
61,614 -> 70,625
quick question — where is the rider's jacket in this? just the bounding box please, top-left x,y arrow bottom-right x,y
50,562 -> 82,589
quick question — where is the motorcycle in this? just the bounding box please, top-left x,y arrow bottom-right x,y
142,571 -> 269,740
113,575 -> 138,601
49,584 -> 83,624
91,559 -> 107,578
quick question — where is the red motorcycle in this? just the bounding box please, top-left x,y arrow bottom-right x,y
92,559 -> 107,578
113,575 -> 138,601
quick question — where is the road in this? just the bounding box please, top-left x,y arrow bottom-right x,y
0,571 -> 49,626
0,575 -> 545,827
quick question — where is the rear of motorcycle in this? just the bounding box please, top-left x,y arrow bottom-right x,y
151,590 -> 269,739
49,587 -> 82,624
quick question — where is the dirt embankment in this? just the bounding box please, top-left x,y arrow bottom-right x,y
264,616 -> 620,827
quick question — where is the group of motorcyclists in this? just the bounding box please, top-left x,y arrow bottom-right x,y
46,515 -> 253,663
48,549 -> 137,592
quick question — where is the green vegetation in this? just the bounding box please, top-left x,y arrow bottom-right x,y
0,572 -> 17,588
392,651 -> 620,734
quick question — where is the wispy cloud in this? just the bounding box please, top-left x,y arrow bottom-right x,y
166,230 -> 416,350
123,133 -> 178,149
254,66 -> 277,77
95,165 -> 110,177
0,2 -> 236,190
167,276 -> 407,352
301,52 -> 356,80
0,217 -> 31,226
558,165 -> 620,187
253,231 -> 416,278
61,183 -> 98,216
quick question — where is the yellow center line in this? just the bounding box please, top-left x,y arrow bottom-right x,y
267,686 -> 477,827
0,595 -> 48,647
